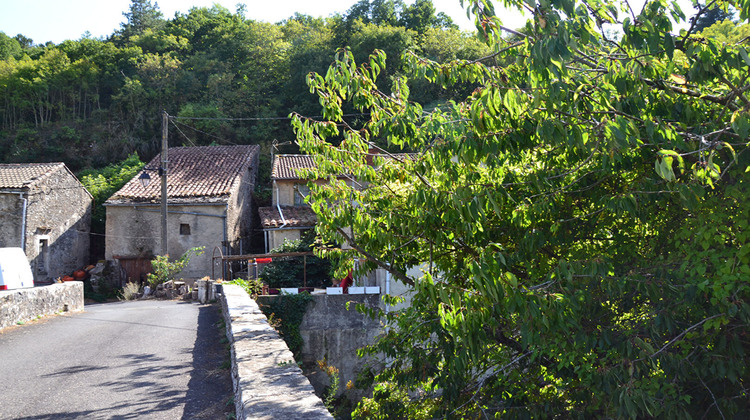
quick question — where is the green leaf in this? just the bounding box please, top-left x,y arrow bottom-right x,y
663,33 -> 675,59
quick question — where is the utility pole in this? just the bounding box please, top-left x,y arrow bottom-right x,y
161,111 -> 168,256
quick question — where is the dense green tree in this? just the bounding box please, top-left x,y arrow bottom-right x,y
0,32 -> 22,60
119,0 -> 165,41
370,0 -> 404,26
693,1 -> 735,32
348,22 -> 416,92
0,0 -> 484,176
701,19 -> 750,44
400,0 -> 454,32
293,0 -> 750,418
13,34 -> 34,50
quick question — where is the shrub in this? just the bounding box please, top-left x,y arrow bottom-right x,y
146,247 -> 204,288
229,277 -> 263,297
261,231 -> 332,289
120,281 -> 140,300
258,292 -> 313,356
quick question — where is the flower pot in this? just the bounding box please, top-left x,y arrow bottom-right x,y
281,287 -> 299,295
326,287 -> 343,295
348,286 -> 365,295
365,286 -> 381,294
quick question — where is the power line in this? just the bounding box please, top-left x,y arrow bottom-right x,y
169,113 -> 370,122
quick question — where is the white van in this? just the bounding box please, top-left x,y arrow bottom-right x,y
0,247 -> 34,291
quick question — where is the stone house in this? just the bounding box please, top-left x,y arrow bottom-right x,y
104,145 -> 260,281
258,153 -> 412,304
0,163 -> 92,283
258,154 -> 320,253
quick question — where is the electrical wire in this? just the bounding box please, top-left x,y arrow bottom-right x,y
169,113 -> 370,121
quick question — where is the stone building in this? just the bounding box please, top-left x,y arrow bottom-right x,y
104,145 -> 260,282
259,153 -> 414,304
0,163 -> 92,283
258,154 -> 320,253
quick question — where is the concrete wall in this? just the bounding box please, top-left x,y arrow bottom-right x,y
0,168 -> 92,283
257,294 -> 383,400
105,203 -> 227,279
220,284 -> 332,420
0,282 -> 84,330
273,179 -> 301,207
267,228 -> 302,252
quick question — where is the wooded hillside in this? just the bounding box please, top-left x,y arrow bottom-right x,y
0,0 -> 487,173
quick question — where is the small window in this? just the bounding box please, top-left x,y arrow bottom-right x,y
180,224 -> 191,235
294,184 -> 310,206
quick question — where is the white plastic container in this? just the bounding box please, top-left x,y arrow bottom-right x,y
280,287 -> 299,295
326,287 -> 343,295
365,286 -> 381,294
0,247 -> 34,291
347,286 -> 365,294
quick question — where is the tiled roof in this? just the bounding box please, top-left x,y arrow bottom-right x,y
259,206 -> 317,229
0,162 -> 65,190
271,153 -> 416,181
108,145 -> 259,204
271,155 -> 317,180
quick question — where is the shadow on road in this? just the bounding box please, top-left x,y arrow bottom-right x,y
12,301 -> 233,420
182,303 -> 234,419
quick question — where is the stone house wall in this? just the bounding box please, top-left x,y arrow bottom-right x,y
225,152 -> 259,255
0,166 -> 91,283
0,194 -> 24,249
105,203 -> 227,279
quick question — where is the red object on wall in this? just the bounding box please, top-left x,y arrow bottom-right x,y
255,258 -> 273,264
340,271 -> 353,293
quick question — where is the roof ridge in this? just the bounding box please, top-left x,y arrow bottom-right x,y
107,145 -> 259,203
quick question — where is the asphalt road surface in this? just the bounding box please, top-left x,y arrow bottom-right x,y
0,299 -> 232,420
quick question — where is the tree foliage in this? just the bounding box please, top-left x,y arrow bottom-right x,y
293,0 -> 750,418
79,153 -> 145,233
0,0 -> 474,175
261,231 -> 333,289
693,1 -> 736,32
146,246 -> 204,287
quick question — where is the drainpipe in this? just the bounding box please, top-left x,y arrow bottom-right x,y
223,204 -> 229,255
223,205 -> 229,280
16,193 -> 28,252
273,180 -> 288,229
385,269 -> 391,314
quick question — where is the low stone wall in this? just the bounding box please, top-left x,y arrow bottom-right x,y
220,284 -> 332,420
258,294 -> 383,400
0,282 -> 84,330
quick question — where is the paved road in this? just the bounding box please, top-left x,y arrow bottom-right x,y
0,300 -> 232,420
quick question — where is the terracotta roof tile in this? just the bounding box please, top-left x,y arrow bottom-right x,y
259,206 -> 317,229
0,162 -> 66,189
271,155 -> 317,180
271,153 -> 416,181
108,145 -> 259,203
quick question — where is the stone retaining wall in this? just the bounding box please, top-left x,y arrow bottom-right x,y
220,284 -> 332,420
0,282 -> 84,330
257,294 -> 383,400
